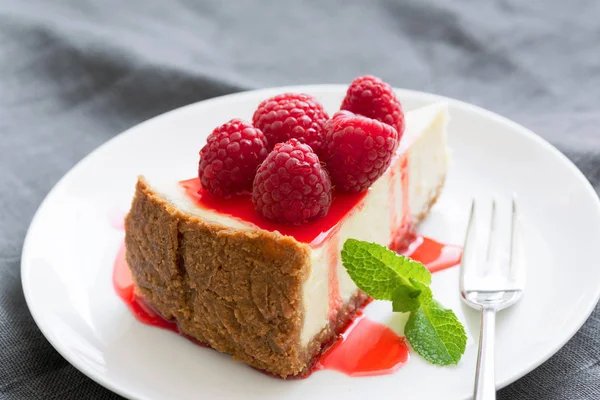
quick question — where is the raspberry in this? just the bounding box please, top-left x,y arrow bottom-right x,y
252,93 -> 329,156
252,139 -> 332,225
340,75 -> 405,138
324,111 -> 398,193
198,119 -> 269,198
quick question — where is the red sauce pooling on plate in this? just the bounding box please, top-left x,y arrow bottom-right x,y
180,178 -> 367,247
315,314 -> 410,376
403,235 -> 462,273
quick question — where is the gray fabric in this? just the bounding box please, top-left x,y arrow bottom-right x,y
1,0 -> 599,398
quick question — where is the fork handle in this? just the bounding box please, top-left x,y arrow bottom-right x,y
474,307 -> 496,400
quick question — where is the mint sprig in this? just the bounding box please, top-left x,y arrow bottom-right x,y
341,238 -> 466,366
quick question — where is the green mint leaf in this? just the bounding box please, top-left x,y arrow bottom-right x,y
391,285 -> 421,312
392,279 -> 432,313
392,279 -> 433,313
405,300 -> 467,366
411,279 -> 433,304
341,239 -> 432,301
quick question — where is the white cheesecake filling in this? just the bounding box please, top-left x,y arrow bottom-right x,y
145,102 -> 449,348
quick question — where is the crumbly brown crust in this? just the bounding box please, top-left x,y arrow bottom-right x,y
125,177 -> 369,378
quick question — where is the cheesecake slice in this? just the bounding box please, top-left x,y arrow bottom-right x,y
124,102 -> 449,378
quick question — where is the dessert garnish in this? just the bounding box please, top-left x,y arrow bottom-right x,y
341,75 -> 406,137
198,118 -> 269,198
324,110 -> 399,193
252,138 -> 332,225
342,238 -> 467,365
252,93 -> 330,156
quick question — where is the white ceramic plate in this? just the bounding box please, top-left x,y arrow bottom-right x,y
22,86 -> 600,400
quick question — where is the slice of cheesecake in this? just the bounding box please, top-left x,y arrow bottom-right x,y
124,102 -> 449,378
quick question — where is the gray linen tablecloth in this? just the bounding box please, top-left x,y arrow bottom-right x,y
1,1 -> 599,399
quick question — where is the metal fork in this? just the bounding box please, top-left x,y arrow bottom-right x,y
460,197 -> 524,400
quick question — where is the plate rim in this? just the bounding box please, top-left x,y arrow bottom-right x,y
21,84 -> 600,399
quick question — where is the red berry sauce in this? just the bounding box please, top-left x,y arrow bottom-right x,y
180,178 -> 367,247
314,313 -> 410,377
